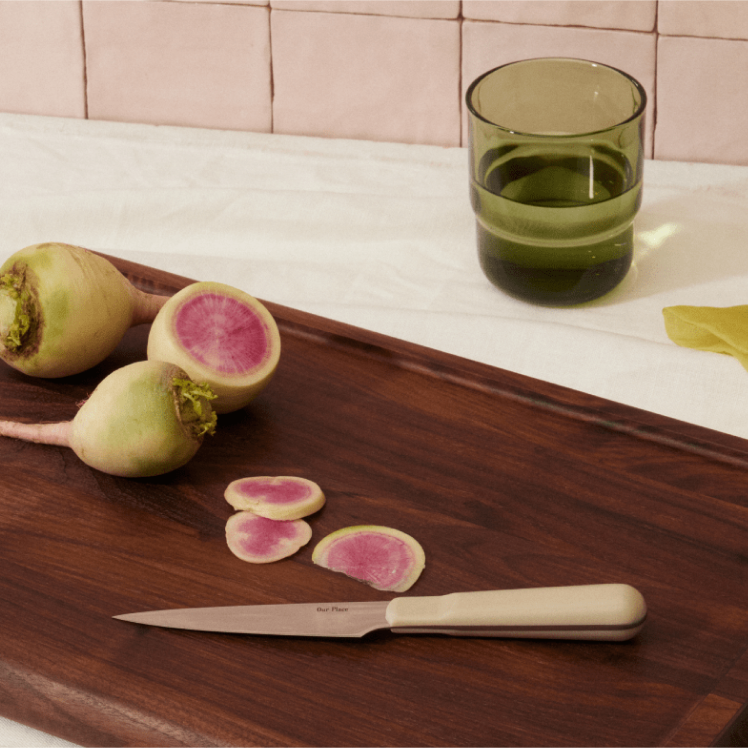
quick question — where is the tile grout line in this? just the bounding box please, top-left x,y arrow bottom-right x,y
458,5 -> 463,147
268,4 -> 274,135
652,0 -> 659,159
79,0 -> 88,120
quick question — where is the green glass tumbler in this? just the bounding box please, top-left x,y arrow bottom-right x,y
466,58 -> 646,305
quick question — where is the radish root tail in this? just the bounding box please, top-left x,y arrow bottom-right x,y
0,419 -> 72,448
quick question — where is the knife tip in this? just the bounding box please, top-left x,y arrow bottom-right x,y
113,613 -> 138,622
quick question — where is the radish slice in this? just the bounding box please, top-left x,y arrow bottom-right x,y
224,476 -> 325,520
225,512 -> 312,564
312,525 -> 425,592
147,281 -> 281,414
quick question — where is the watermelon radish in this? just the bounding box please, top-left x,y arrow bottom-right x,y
0,360 -> 216,477
0,242 -> 169,378
147,281 -> 281,414
312,525 -> 425,592
225,476 -> 325,520
225,512 -> 312,564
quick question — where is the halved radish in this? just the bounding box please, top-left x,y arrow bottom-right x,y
312,525 -> 425,592
225,512 -> 312,564
147,281 -> 281,414
225,476 -> 325,520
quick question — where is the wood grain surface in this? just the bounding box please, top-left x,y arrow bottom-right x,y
0,255 -> 746,747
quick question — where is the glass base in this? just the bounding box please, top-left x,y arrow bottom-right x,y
477,224 -> 633,306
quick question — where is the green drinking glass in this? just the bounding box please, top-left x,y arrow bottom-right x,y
466,58 -> 647,305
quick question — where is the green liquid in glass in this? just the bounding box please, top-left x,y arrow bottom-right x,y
471,146 -> 641,305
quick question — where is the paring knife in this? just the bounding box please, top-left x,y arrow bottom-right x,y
114,583 -> 646,641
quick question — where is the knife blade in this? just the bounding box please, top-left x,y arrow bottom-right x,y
114,583 -> 646,641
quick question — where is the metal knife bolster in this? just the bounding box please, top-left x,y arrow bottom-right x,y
386,584 -> 647,641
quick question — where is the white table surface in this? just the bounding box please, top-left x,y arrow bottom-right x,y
2,112 -> 748,746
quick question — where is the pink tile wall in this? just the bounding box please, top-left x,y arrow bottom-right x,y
461,19 -> 656,155
0,1 -> 85,119
84,1 -> 271,131
272,1 -> 460,19
271,8 -> 460,145
0,0 -> 747,164
656,35 -> 748,164
658,0 -> 748,39
655,1 -> 748,164
462,1 -> 656,32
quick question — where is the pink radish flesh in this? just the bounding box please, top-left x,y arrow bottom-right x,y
237,477 -> 310,504
174,293 -> 272,374
225,512 -> 312,564
313,526 -> 425,592
225,476 -> 325,520
327,534 -> 413,588
147,281 -> 281,414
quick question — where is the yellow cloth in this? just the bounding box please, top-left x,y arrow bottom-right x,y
663,304 -> 748,371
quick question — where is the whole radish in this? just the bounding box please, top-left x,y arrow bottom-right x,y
0,360 -> 216,477
147,281 -> 281,413
0,242 -> 169,378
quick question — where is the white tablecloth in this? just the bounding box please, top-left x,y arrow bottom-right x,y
2,112 -> 748,746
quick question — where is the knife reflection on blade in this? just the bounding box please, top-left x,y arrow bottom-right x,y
114,583 -> 647,641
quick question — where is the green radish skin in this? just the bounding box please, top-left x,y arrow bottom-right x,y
147,281 -> 281,414
312,525 -> 426,592
0,360 -> 216,477
0,243 -> 169,378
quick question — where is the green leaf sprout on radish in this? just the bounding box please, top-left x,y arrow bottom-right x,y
0,272 -> 32,352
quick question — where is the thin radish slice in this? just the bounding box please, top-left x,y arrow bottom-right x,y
225,512 -> 312,564
312,525 -> 425,592
224,476 -> 325,520
0,242 -> 168,378
147,281 -> 281,414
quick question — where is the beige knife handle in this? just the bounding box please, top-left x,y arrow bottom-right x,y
385,583 -> 647,641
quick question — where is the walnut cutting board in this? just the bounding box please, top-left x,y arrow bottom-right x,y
0,255 -> 746,747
